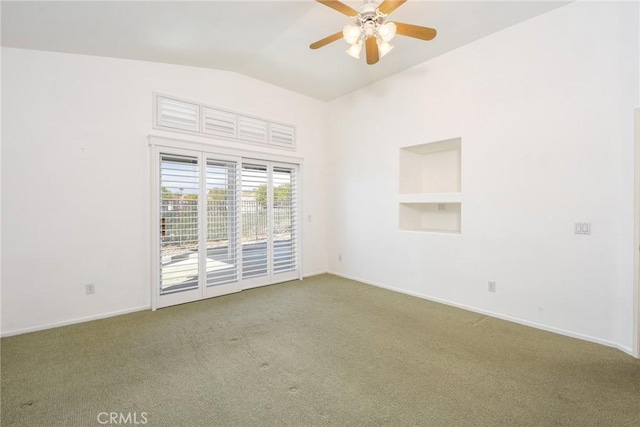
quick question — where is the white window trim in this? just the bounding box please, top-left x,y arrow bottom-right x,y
148,132 -> 303,166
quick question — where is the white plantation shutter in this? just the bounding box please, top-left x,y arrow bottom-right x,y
159,154 -> 200,295
269,123 -> 296,149
272,166 -> 297,274
205,159 -> 240,286
202,107 -> 237,139
153,143 -> 301,308
153,94 -> 295,150
238,116 -> 268,144
156,96 -> 200,132
241,164 -> 269,279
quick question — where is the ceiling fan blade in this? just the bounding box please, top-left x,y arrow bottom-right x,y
395,22 -> 437,41
365,37 -> 379,65
310,32 -> 344,49
316,0 -> 359,17
377,0 -> 407,16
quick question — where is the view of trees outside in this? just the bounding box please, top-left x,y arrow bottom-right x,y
253,183 -> 291,205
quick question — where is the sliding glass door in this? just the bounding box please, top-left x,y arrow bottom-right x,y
153,148 -> 300,309
241,163 -> 270,287
204,158 -> 241,297
272,165 -> 298,278
159,153 -> 201,300
240,162 -> 299,289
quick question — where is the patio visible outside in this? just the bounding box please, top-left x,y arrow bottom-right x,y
160,193 -> 295,294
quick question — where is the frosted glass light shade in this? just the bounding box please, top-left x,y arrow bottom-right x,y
378,22 -> 397,42
343,25 -> 361,44
346,42 -> 363,59
378,40 -> 394,57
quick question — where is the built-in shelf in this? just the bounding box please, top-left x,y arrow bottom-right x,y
399,137 -> 462,234
398,192 -> 461,204
399,202 -> 461,234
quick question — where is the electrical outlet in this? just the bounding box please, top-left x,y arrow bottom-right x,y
338,254 -> 342,262
574,222 -> 591,235
85,283 -> 95,295
488,281 -> 496,293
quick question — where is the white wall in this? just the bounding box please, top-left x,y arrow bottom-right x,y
328,1 -> 639,353
1,48 -> 329,335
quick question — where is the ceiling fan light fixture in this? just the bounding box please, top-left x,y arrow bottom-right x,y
378,22 -> 397,42
311,0 -> 437,65
346,41 -> 363,59
343,25 -> 361,44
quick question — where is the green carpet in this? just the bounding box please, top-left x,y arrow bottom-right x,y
2,274 -> 639,426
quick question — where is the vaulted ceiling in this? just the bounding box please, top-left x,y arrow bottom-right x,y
1,1 -> 571,101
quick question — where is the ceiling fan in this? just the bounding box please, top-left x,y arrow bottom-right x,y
310,0 -> 437,65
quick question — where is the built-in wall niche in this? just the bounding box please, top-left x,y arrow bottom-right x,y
399,203 -> 461,234
398,137 -> 462,234
399,137 -> 461,194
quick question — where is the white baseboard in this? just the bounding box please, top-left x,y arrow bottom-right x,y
1,305 -> 150,338
303,270 -> 328,278
327,270 -> 635,358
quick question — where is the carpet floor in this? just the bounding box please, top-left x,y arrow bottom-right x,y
1,274 -> 639,426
